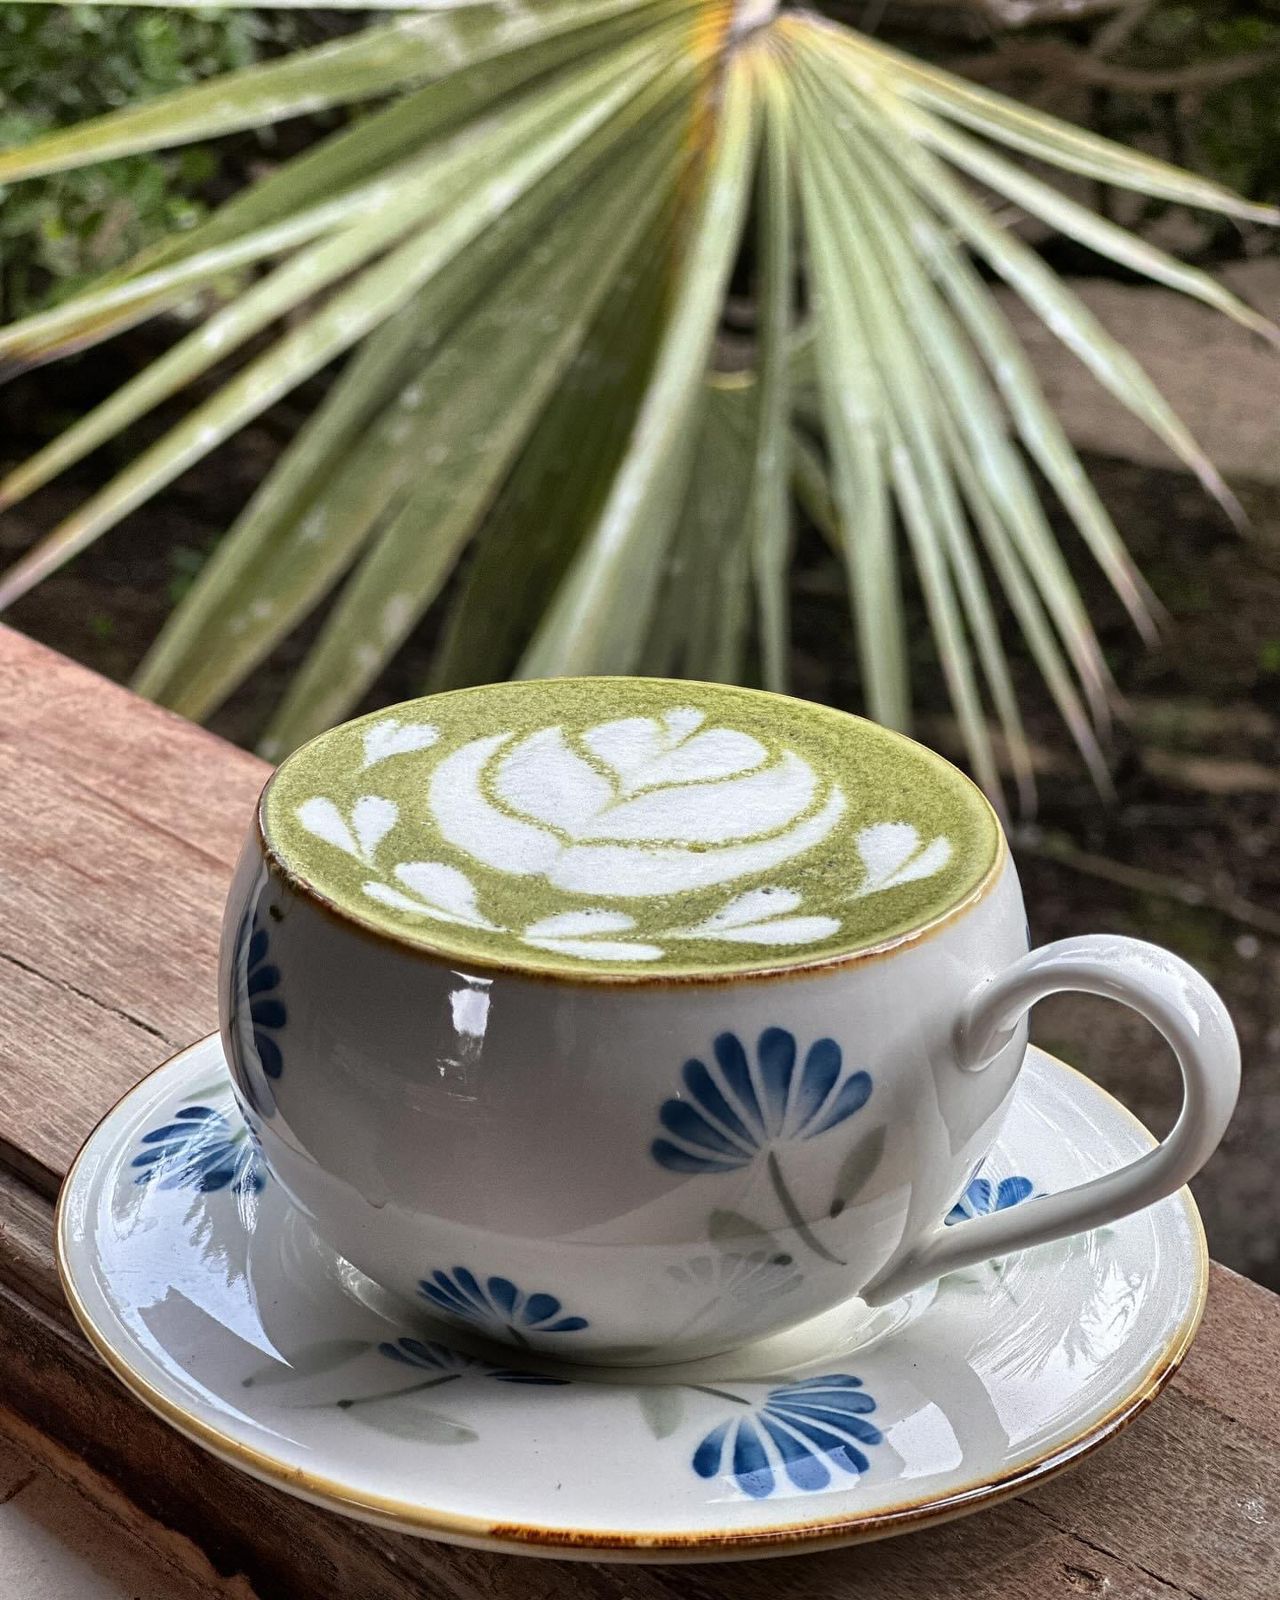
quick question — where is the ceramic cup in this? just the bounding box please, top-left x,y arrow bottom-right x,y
220,679 -> 1239,1364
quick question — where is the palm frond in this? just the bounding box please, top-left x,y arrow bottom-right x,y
0,0 -> 1273,804
642,377 -> 757,681
262,109 -> 690,749
0,18 -> 696,606
138,48 -> 701,724
827,23 -> 1280,223
518,40 -> 758,677
5,4 -> 691,373
428,202 -> 676,693
795,73 -> 904,733
749,57 -> 796,694
794,63 -> 1012,803
789,39 -> 1114,782
792,22 -> 1251,527
0,0 -> 672,180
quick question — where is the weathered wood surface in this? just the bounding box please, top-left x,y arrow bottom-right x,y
0,627 -> 265,1191
0,623 -> 1277,1600
0,1404 -> 250,1600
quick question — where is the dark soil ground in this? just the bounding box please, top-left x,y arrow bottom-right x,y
3,357 -> 1278,1291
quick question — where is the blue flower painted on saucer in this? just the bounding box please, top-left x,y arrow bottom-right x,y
692,1375 -> 882,1499
131,1105 -> 266,1195
418,1269 -> 589,1346
946,1173 -> 1034,1225
651,1029 -> 872,1263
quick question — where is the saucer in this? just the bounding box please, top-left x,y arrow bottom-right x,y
56,1036 -> 1206,1561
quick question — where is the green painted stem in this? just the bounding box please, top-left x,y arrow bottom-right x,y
688,1382 -> 751,1405
335,1373 -> 460,1409
766,1149 -> 846,1266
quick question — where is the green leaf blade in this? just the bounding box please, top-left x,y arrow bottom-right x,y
517,46 -> 759,678
893,98 -> 1279,348
793,50 -> 1014,803
429,200 -> 675,689
0,0 -> 671,182
0,26 -> 688,613
262,103 -> 690,751
824,23 -> 1280,225
750,58 -> 796,695
792,61 -> 906,733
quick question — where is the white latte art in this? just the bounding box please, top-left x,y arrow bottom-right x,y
426,710 -> 846,897
276,686 -> 984,971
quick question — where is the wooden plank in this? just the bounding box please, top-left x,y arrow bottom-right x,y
1176,1264 -> 1280,1451
0,949 -> 160,1196
0,737 -> 228,1040
0,627 -> 266,1185
0,626 -> 1276,1599
0,1408 -> 251,1600
1022,1388 -> 1277,1600
0,626 -> 266,856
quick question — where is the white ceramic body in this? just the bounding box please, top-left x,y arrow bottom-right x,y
221,818 -> 1239,1364
222,828 -> 1031,1361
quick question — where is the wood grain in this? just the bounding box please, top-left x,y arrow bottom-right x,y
0,627 -> 266,1187
0,1405 -> 252,1600
0,624 -> 1277,1599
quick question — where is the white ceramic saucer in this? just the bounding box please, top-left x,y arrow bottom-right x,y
57,1036 -> 1206,1562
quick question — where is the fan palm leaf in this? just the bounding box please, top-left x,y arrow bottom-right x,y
263,111 -> 690,745
518,43 -> 757,677
0,0 -> 1273,806
748,68 -> 795,695
427,211 -> 676,697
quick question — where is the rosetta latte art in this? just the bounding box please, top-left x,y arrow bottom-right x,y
291,706 -> 956,965
427,709 -> 845,895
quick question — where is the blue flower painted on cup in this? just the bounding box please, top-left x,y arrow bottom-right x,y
131,1105 -> 266,1195
226,904 -> 287,1122
945,1173 -> 1034,1226
243,911 -> 286,1081
418,1269 -> 589,1346
652,1029 -> 872,1263
692,1375 -> 882,1499
652,1030 -> 870,1174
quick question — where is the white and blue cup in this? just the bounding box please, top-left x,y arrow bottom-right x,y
220,681 -> 1239,1363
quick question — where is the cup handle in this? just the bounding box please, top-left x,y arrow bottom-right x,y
861,934 -> 1239,1307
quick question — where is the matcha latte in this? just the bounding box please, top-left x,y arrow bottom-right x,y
262,679 -> 1000,977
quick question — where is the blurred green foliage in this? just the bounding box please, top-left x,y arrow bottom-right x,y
0,5 -> 301,318
1155,5 -> 1280,209
1050,2 -> 1280,231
